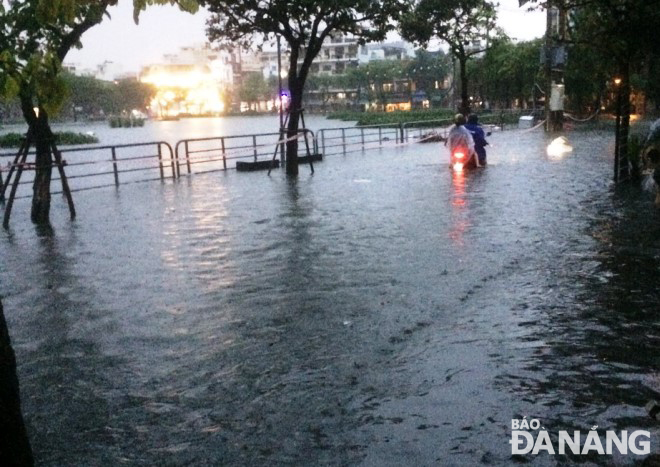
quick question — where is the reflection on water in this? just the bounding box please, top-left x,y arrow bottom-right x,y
449,168 -> 469,247
1,127 -> 659,465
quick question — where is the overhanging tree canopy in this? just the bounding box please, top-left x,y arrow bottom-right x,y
400,0 -> 502,115
0,0 -> 198,226
201,0 -> 404,175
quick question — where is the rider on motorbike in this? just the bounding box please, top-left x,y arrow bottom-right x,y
446,113 -> 479,169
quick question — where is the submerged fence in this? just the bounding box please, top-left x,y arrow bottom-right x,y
317,111 -> 517,157
174,129 -> 317,177
0,111 -> 523,199
0,141 -> 175,200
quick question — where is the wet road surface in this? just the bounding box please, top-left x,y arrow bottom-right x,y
1,127 -> 659,465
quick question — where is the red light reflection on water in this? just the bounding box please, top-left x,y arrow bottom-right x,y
451,168 -> 466,208
449,169 -> 470,247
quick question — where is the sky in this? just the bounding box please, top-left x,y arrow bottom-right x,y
65,0 -> 546,75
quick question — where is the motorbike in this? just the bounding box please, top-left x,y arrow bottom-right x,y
450,147 -> 477,172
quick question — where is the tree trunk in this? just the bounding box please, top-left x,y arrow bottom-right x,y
285,79 -> 303,176
618,60 -> 632,179
459,57 -> 470,115
31,114 -> 54,225
0,299 -> 34,466
20,96 -> 54,225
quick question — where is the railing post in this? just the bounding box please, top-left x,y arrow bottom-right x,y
111,147 -> 119,186
399,123 -> 404,143
221,138 -> 227,170
342,128 -> 346,155
361,128 -> 365,148
321,130 -> 326,155
302,129 -> 312,157
174,143 -> 180,178
253,135 -> 258,162
185,140 -> 191,175
167,143 -> 176,179
379,127 -> 382,146
157,143 -> 164,180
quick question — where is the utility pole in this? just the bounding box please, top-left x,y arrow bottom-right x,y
277,36 -> 284,130
544,0 -> 552,131
544,0 -> 566,131
277,36 -> 285,164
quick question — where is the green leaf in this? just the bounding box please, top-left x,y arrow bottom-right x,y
132,0 -> 200,24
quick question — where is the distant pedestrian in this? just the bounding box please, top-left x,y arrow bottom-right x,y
643,118 -> 660,206
464,114 -> 489,166
645,118 -> 660,147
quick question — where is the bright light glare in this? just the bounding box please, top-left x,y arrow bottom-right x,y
546,136 -> 573,159
453,162 -> 464,172
454,152 -> 465,159
140,64 -> 226,117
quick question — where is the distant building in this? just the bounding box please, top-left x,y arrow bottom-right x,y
61,62 -> 97,78
95,61 -> 123,82
306,34 -> 361,76
261,49 -> 287,80
357,41 -> 416,64
303,37 -> 417,112
61,61 -> 124,81
161,43 -> 234,87
114,72 -> 139,81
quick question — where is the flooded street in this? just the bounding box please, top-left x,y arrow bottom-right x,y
1,125 -> 659,465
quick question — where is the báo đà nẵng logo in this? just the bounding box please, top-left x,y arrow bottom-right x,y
509,417 -> 651,456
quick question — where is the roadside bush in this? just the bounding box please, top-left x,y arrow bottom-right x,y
0,131 -> 99,148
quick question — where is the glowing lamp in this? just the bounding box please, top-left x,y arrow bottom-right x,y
454,152 -> 465,159
453,162 -> 464,172
546,136 -> 573,159
614,77 -> 622,86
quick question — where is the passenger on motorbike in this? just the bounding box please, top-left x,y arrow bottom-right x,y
465,113 -> 489,166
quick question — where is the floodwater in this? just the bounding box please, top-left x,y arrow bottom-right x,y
1,123 -> 659,466
0,114 -> 350,146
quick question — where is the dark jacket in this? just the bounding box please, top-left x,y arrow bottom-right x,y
464,123 -> 488,164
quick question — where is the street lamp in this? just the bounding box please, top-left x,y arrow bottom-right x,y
614,76 -> 622,182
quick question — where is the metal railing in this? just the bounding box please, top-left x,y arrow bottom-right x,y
317,123 -> 403,157
317,120 -> 454,157
317,111 -> 524,157
0,141 -> 174,199
174,128 -> 317,176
